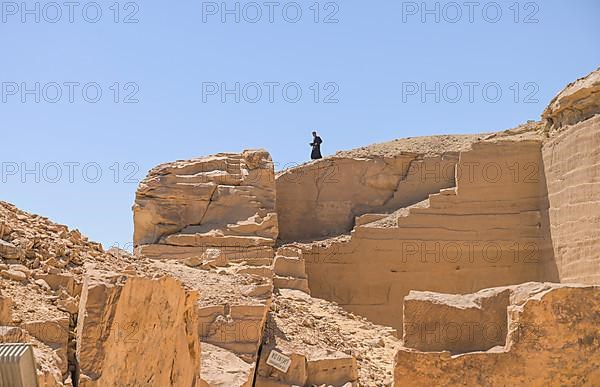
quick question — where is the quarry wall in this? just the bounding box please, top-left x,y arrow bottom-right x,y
542,116 -> 600,284
298,140 -> 557,334
541,69 -> 600,285
276,154 -> 459,241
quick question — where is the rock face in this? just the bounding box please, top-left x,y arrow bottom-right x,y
299,139 -> 557,333
131,149 -> 281,386
76,272 -> 201,387
403,287 -> 510,353
541,69 -> 600,284
394,283 -> 600,386
276,152 -> 461,242
542,67 -> 600,130
134,149 -> 278,262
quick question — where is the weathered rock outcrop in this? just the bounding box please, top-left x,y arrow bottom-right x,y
542,67 -> 600,130
134,149 -> 278,262
394,283 -> 600,386
131,150 -> 283,386
3,68 -> 600,387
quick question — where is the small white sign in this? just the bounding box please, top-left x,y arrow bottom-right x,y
266,349 -> 291,373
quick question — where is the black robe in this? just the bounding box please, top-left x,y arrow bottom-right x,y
310,136 -> 323,159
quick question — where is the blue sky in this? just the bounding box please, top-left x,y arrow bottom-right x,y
1,0 -> 599,249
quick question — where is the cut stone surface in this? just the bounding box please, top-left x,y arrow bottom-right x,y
276,152 -> 465,242
200,343 -> 254,387
542,115 -> 600,284
403,287 -> 511,353
394,283 -> 600,386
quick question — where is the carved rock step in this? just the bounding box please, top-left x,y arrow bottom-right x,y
273,276 -> 310,294
273,255 -> 307,279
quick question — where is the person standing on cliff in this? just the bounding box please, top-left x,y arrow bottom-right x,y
310,131 -> 323,160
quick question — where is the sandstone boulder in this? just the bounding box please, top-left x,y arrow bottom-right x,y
21,317 -> 70,377
203,248 -> 228,267
403,288 -> 510,353
0,238 -> 24,260
76,271 -> 201,387
1,268 -> 28,281
200,342 -> 254,387
149,258 -> 272,386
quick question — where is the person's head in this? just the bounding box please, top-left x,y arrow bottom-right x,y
312,131 -> 317,137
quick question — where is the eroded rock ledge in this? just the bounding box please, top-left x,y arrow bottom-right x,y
542,67 -> 600,131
